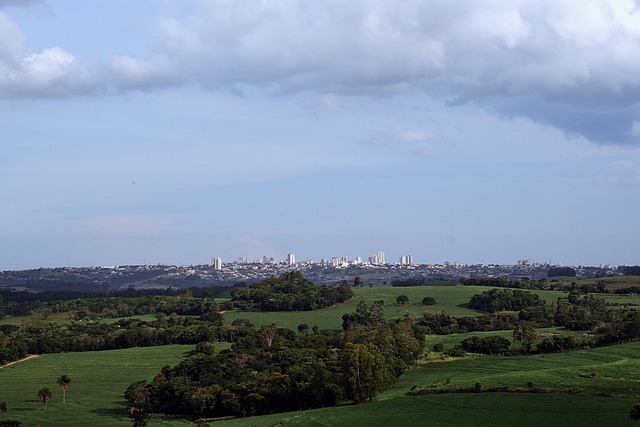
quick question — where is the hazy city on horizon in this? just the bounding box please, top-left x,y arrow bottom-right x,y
2,2 -> 640,270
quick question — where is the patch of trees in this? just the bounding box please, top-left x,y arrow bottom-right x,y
391,278 -> 450,287
230,271 -> 352,311
0,293 -> 221,322
467,289 -> 545,313
623,266 -> 640,276
548,266 -> 576,277
460,335 -> 511,355
535,335 -> 582,353
0,313 -> 248,364
415,312 -> 519,335
460,277 -> 554,290
422,297 -> 437,305
126,301 -> 425,420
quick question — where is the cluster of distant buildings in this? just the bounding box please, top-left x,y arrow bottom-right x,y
210,251 -> 414,270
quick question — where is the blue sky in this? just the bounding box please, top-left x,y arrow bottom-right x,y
2,0 -> 640,269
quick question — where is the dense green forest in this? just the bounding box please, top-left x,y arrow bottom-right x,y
229,271 -> 353,311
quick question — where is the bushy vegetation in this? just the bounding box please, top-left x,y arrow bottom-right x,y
548,266 -> 576,277
230,271 -> 353,311
127,300 -> 425,419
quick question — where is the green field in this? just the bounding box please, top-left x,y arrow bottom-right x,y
209,394 -> 635,427
6,284 -> 640,426
0,345 -> 199,426
222,285 -> 569,330
211,341 -> 640,427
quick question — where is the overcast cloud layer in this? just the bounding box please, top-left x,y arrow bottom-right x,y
3,1 -> 640,144
1,1 -> 640,268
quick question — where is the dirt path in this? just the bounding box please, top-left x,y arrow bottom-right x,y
0,354 -> 39,369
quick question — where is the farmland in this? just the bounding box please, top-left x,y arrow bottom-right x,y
223,285 -> 568,330
0,345 -> 198,426
3,282 -> 640,426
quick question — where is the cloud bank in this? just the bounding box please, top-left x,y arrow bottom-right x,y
2,1 -> 640,145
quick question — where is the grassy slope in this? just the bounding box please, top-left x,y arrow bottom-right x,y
0,345 -> 197,427
214,342 -> 640,427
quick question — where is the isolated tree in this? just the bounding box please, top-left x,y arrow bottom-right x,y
56,374 -> 72,403
396,295 -> 409,305
297,323 -> 309,335
354,276 -> 362,288
257,324 -> 278,349
513,324 -> 537,354
422,297 -> 436,305
0,402 -> 6,415
37,387 -> 53,411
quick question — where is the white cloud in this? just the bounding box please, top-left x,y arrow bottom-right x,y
107,54 -> 182,90
0,13 -> 98,97
4,1 -> 640,145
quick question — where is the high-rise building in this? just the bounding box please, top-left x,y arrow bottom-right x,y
399,255 -> 413,266
287,253 -> 296,266
369,252 -> 386,265
211,257 -> 223,270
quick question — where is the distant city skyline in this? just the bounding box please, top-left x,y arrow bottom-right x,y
2,2 -> 640,270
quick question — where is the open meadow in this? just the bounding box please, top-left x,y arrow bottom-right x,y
222,285 -> 569,330
0,345 -> 198,426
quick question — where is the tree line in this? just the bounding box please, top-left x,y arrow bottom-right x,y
229,271 -> 353,311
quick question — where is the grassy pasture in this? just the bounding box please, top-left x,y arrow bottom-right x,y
0,345 -> 199,427
222,285 -> 569,330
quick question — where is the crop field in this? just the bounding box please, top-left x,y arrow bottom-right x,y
0,345 -> 201,427
222,285 -> 570,330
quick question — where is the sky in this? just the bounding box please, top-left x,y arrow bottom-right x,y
2,0 -> 640,269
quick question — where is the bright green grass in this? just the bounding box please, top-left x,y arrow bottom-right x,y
388,340 -> 640,398
0,345 -> 201,427
222,285 -> 569,330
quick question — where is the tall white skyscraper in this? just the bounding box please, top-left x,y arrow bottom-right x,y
212,257 -> 223,270
399,255 -> 413,266
369,252 -> 386,265
287,253 -> 296,266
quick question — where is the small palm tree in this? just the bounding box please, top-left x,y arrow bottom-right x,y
56,374 -> 72,403
37,387 -> 53,411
